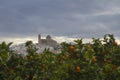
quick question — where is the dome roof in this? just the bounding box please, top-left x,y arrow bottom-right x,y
46,35 -> 51,39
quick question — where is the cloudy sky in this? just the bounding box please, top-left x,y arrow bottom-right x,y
0,0 -> 120,44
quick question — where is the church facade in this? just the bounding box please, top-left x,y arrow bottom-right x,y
38,34 -> 57,47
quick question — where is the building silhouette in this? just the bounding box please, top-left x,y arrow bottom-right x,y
38,34 -> 57,47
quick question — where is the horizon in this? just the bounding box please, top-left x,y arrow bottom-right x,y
1,34 -> 120,45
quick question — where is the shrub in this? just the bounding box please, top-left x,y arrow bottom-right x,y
0,34 -> 120,80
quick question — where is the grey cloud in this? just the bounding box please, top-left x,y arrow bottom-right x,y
0,0 -> 120,38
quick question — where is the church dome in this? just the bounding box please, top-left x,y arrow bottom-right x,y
46,35 -> 51,39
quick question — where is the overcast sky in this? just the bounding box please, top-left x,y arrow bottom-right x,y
0,0 -> 120,43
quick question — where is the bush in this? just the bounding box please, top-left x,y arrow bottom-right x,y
0,34 -> 120,80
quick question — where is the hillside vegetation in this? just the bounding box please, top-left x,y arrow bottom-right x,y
0,34 -> 120,80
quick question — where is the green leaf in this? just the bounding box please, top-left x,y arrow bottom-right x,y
0,52 -> 9,61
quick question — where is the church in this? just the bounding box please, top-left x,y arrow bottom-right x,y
38,34 -> 57,47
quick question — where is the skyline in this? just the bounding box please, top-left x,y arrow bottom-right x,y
0,0 -> 120,44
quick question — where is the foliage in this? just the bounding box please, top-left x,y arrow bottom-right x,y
0,34 -> 120,80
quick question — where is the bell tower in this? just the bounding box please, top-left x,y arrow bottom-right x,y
38,34 -> 41,44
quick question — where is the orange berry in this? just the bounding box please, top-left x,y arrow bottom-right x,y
114,41 -> 118,46
61,55 -> 65,59
104,59 -> 111,64
69,45 -> 75,52
92,56 -> 97,62
112,65 -> 117,70
66,54 -> 71,59
76,66 -> 81,72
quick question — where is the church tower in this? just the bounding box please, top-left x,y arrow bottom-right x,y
38,34 -> 41,44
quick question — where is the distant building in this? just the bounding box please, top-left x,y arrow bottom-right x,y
38,34 -> 57,47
